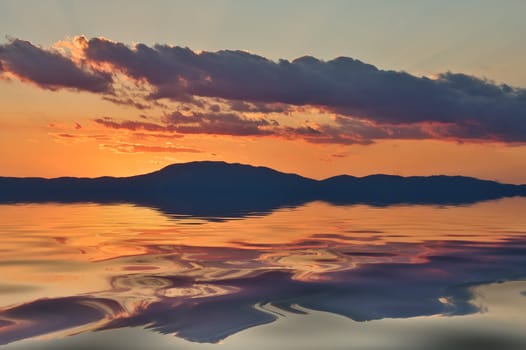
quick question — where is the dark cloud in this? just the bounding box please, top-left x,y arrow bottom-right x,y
163,111 -> 275,136
94,113 -> 433,145
95,112 -> 275,136
279,118 -> 432,145
322,116 -> 444,144
131,132 -> 184,139
56,133 -> 76,138
3,37 -> 525,143
208,104 -> 221,113
94,118 -> 175,133
95,112 -> 275,137
50,132 -> 112,143
0,39 -> 112,92
81,37 -> 526,142
102,96 -> 151,110
229,100 -> 291,114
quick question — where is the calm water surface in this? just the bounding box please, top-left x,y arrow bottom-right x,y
1,199 -> 526,349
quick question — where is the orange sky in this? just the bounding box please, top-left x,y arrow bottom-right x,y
0,78 -> 525,183
1,37 -> 526,184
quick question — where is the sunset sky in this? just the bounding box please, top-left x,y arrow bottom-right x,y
1,0 -> 525,183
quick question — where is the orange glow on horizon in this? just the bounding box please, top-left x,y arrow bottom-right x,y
1,80 -> 526,184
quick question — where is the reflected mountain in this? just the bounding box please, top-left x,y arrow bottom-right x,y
1,161 -> 525,218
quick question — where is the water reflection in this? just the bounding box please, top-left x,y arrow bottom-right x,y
1,199 -> 526,346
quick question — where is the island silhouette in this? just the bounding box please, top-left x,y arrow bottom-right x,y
1,161 -> 525,218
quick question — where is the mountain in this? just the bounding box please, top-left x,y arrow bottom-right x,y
1,161 -> 525,218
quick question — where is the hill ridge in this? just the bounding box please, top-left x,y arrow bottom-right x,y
0,161 -> 524,218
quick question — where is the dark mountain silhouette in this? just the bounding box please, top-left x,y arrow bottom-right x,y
1,161 -> 525,217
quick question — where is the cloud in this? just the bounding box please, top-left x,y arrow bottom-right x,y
94,113 -> 438,145
99,142 -> 202,154
102,96 -> 151,110
3,36 -> 526,144
163,111 -> 276,136
49,132 -> 112,144
94,118 -> 176,133
296,118 -> 432,145
95,111 -> 278,137
80,37 -> 526,143
131,132 -> 184,140
228,100 -> 291,114
56,133 -> 76,138
0,39 -> 113,92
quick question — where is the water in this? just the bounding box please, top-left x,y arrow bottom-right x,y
1,198 -> 526,349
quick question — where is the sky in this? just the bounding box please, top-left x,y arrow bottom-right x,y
1,0 -> 525,182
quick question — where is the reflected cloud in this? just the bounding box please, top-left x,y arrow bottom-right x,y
1,199 -> 526,345
0,297 -> 123,345
2,234 -> 526,344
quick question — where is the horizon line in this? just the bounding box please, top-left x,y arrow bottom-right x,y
0,160 -> 523,186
